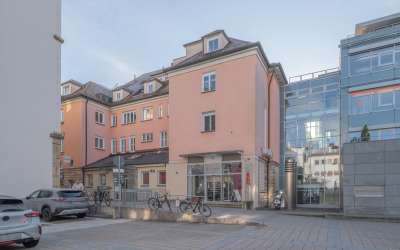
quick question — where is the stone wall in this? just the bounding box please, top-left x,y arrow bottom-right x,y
342,139 -> 400,218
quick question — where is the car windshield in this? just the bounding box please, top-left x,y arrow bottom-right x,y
0,199 -> 25,212
58,191 -> 84,198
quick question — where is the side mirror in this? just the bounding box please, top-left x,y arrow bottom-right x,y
26,196 -> 31,200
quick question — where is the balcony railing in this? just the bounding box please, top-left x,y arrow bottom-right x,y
289,67 -> 339,83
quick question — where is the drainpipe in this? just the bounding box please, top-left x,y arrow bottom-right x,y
83,99 -> 88,186
266,69 -> 275,205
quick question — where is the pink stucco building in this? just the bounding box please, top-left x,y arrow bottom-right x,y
60,30 -> 286,208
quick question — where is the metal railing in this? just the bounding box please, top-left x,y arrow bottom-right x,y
289,67 -> 339,83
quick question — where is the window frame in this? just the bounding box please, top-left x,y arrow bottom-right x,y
100,174 -> 107,186
120,137 -> 126,153
111,114 -> 117,127
202,72 -> 216,93
60,138 -> 64,153
378,91 -> 394,107
160,131 -> 167,148
158,170 -> 166,186
128,136 -> 135,152
61,85 -> 71,96
142,171 -> 150,186
95,136 -> 105,150
141,133 -> 153,143
202,111 -> 216,133
208,38 -> 219,52
111,138 -> 117,154
142,107 -> 154,121
122,111 -> 136,125
158,105 -> 164,118
95,111 -> 105,125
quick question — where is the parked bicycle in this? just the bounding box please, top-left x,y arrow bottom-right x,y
147,193 -> 172,212
178,196 -> 212,217
87,188 -> 112,207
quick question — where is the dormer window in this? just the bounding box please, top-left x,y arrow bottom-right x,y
144,82 -> 155,94
113,89 -> 127,102
61,85 -> 71,96
208,38 -> 219,52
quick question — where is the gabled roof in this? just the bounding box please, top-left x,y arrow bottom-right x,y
85,148 -> 169,169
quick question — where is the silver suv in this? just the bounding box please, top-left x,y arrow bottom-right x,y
0,195 -> 41,248
23,189 -> 90,222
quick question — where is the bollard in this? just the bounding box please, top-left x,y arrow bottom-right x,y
284,158 -> 297,210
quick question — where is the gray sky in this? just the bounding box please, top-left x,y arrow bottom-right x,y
61,0 -> 400,88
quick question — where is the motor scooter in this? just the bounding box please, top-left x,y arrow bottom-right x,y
273,190 -> 285,209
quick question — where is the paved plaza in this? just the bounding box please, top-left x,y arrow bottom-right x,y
2,211 -> 400,250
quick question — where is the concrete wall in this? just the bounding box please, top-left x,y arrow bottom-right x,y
342,139 -> 400,218
0,0 -> 61,198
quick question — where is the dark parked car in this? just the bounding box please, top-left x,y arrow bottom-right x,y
23,189 -> 90,222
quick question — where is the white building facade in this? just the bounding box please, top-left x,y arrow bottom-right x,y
0,0 -> 62,197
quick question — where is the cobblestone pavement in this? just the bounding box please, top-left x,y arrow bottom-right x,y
2,211 -> 400,250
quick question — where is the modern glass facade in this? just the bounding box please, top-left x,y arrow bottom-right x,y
340,22 -> 400,143
285,72 -> 341,208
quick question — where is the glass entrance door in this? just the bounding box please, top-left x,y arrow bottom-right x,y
223,176 -> 233,201
207,176 -> 221,201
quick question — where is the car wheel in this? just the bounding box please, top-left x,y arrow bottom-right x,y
23,239 -> 39,248
41,207 -> 52,222
77,213 -> 86,219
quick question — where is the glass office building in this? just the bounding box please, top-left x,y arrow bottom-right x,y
285,71 -> 341,208
340,14 -> 400,143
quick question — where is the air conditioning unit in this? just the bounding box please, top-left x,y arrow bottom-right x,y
261,147 -> 272,158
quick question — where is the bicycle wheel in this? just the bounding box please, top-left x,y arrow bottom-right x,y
199,204 -> 212,217
148,198 -> 159,210
104,192 -> 112,207
178,200 -> 190,213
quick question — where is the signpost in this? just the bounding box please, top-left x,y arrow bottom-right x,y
113,155 -> 125,218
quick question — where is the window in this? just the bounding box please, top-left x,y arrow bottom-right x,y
202,111 -> 215,132
305,121 -> 320,139
61,85 -> 70,96
128,136 -> 135,152
116,92 -> 121,101
60,139 -> 64,153
350,95 -> 370,114
379,52 -> 394,66
60,111 -> 64,123
142,107 -> 153,121
160,131 -> 167,148
144,82 -> 154,94
202,72 -> 216,92
111,138 -> 117,154
122,111 -> 136,124
142,171 -> 149,186
208,38 -> 219,52
158,105 -> 164,118
111,114 -> 117,127
38,190 -> 53,198
100,174 -> 106,186
141,133 -> 153,143
87,174 -> 93,187
378,92 -> 394,107
158,171 -> 166,185
314,160 -> 319,165
350,56 -> 371,75
95,111 -> 104,125
120,137 -> 126,153
95,136 -> 105,150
